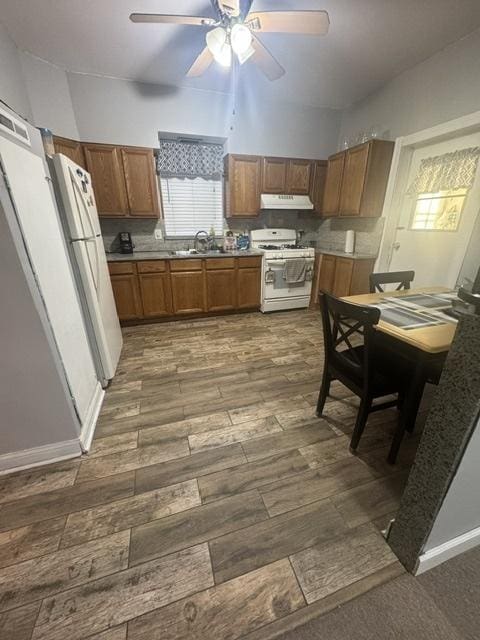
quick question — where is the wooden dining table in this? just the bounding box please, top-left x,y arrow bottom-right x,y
344,286 -> 456,462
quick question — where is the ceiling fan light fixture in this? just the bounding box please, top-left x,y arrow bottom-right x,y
206,26 -> 226,56
230,23 -> 252,55
206,26 -> 232,67
237,44 -> 255,65
215,42 -> 232,67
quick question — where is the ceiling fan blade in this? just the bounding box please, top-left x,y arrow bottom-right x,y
218,0 -> 240,17
247,10 -> 330,35
186,47 -> 215,78
250,35 -> 285,82
130,14 -> 216,27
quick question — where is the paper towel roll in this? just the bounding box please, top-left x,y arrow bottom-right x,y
345,230 -> 355,254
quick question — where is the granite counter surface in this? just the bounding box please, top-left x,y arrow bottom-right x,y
106,250 -> 263,262
316,248 -> 377,260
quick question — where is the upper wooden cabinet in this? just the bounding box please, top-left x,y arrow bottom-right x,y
83,143 -> 160,219
225,154 -> 262,217
310,160 -> 328,215
286,159 -> 312,195
262,157 -> 287,194
322,140 -> 394,218
262,157 -> 313,196
53,136 -> 86,169
322,152 -> 345,216
226,154 -> 318,217
121,147 -> 161,218
83,144 -> 129,217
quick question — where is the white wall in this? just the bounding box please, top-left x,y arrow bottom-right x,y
424,416 -> 480,551
0,22 -> 31,120
339,29 -> 480,145
20,52 -> 79,139
67,72 -> 341,158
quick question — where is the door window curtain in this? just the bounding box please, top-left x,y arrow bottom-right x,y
156,140 -> 224,179
407,146 -> 480,195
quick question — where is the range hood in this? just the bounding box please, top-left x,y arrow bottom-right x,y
261,194 -> 314,210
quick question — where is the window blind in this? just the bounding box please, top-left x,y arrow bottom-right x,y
160,176 -> 224,238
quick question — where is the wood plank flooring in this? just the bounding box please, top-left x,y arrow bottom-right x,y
0,309 -> 427,640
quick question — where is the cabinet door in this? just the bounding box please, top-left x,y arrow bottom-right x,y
227,155 -> 261,216
121,147 -> 160,218
310,161 -> 328,215
206,269 -> 236,312
322,153 -> 345,216
110,274 -> 143,321
138,273 -> 172,318
237,268 -> 261,309
53,136 -> 86,169
317,254 -> 336,294
286,159 -> 312,195
339,144 -> 370,216
83,144 -> 129,217
262,157 -> 287,193
171,271 -> 206,315
332,258 -> 354,297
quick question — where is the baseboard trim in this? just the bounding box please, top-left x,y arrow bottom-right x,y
0,439 -> 82,475
415,525 -> 480,574
79,383 -> 105,453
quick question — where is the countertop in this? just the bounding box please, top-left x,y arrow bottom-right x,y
106,250 -> 263,262
316,248 -> 377,260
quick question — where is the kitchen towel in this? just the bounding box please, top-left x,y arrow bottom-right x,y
284,258 -> 307,284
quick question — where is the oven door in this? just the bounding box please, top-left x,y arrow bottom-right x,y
264,258 -> 314,300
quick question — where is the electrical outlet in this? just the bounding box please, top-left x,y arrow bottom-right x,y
154,228 -> 163,240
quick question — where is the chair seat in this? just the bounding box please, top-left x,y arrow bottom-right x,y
332,345 -> 411,397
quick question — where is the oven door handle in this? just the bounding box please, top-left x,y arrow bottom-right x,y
266,260 -> 286,266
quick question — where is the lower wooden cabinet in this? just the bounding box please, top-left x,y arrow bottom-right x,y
237,267 -> 261,309
332,257 -> 355,297
171,271 -> 206,315
206,269 -> 236,312
110,273 -> 143,321
310,253 -> 376,306
138,272 -> 172,318
317,254 -> 336,294
109,257 -> 261,323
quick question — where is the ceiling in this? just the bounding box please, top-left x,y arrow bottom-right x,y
2,0 -> 480,109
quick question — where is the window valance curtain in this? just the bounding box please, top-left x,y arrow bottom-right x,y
156,140 -> 224,179
407,146 -> 480,195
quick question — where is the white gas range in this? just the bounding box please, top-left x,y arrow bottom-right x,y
250,229 -> 315,312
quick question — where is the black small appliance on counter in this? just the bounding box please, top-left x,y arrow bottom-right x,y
118,232 -> 134,254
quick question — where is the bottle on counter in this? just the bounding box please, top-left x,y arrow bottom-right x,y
223,230 -> 236,252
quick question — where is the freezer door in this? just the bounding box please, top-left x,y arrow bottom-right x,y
53,154 -> 123,382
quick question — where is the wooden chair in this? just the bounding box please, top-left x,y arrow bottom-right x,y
369,270 -> 415,293
317,291 -> 411,454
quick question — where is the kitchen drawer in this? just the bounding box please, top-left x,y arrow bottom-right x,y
205,258 -> 235,270
170,259 -> 203,271
108,261 -> 136,275
137,260 -> 167,273
237,256 -> 262,268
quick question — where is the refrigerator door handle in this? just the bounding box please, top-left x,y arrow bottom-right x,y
71,234 -> 100,243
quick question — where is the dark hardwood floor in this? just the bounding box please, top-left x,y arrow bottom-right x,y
0,309 -> 426,640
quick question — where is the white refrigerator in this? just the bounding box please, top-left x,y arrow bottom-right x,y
0,106 -> 104,468
51,154 -> 122,386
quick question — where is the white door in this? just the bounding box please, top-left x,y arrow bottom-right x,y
0,137 -> 101,429
389,132 -> 480,288
53,154 -> 123,382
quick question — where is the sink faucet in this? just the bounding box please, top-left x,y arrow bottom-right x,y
194,230 -> 210,253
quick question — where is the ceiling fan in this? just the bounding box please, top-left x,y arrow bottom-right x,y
130,1 -> 329,81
